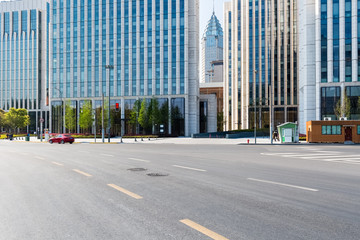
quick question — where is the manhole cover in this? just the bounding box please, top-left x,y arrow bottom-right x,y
128,168 -> 147,171
147,173 -> 169,177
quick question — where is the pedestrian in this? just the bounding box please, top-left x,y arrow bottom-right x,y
272,131 -> 276,141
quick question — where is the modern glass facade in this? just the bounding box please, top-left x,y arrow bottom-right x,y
316,0 -> 360,121
223,2 -> 232,131
299,0 -> 360,133
224,0 -> 298,130
50,0 -> 199,136
0,0 -> 50,133
200,12 -> 223,83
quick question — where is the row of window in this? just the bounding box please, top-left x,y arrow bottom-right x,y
1,10 -> 37,33
321,125 -> 341,135
321,125 -> 360,135
321,0 -> 360,83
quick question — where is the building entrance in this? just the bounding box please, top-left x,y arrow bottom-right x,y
345,127 -> 353,142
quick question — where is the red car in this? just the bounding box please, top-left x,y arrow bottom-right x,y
49,134 -> 75,144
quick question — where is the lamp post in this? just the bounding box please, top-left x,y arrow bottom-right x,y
105,65 -> 114,143
254,69 -> 258,144
54,87 -> 64,134
269,84 -> 273,144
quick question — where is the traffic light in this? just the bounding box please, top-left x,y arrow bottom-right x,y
115,103 -> 120,112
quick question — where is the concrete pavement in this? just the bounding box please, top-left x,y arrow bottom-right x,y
11,136 -> 284,145
0,141 -> 359,239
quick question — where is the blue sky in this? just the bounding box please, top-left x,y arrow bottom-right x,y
200,0 -> 227,38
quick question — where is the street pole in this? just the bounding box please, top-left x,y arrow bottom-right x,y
105,65 -> 114,143
102,92 -> 105,143
94,109 -> 97,143
40,120 -> 43,142
54,87 -> 64,134
254,70 -> 257,144
269,85 -> 273,144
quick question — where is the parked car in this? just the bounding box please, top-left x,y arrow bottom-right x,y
49,134 -> 75,144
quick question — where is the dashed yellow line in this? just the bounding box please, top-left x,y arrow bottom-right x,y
180,219 -> 229,240
72,169 -> 92,177
52,162 -> 64,166
107,184 -> 143,199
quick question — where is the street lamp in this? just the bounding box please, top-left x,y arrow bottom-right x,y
254,69 -> 258,144
105,65 -> 114,143
54,87 -> 64,134
269,84 -> 273,144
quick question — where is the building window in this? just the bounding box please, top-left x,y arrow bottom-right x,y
322,125 -> 341,135
30,9 -> 36,31
321,0 -> 327,82
321,87 -> 341,120
358,125 -> 360,134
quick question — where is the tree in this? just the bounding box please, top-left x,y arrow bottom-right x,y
149,98 -> 160,134
138,99 -> 151,133
217,112 -> 224,132
129,99 -> 141,134
4,108 -> 30,133
79,100 -> 93,133
65,100 -> 76,133
0,109 -> 5,129
159,102 -> 169,126
334,92 -> 351,119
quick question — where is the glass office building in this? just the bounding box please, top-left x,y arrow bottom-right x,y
200,11 -> 223,83
299,0 -> 360,134
224,0 -> 298,131
0,0 -> 50,133
50,0 -> 199,136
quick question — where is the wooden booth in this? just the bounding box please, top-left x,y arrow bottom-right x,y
306,120 -> 360,143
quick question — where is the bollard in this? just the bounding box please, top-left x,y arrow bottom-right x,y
148,137 -> 150,141
141,137 -> 143,141
135,138 -> 137,142
247,139 -> 250,144
120,137 -> 123,143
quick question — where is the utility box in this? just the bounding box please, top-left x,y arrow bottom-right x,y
277,122 -> 298,143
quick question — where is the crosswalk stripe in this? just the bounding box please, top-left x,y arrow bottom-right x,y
261,152 -> 360,165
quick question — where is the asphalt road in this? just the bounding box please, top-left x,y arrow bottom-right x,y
0,141 -> 359,240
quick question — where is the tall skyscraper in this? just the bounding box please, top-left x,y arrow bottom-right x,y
0,0 -> 50,133
201,10 -> 223,83
50,0 -> 199,136
224,0 -> 298,131
299,0 -> 360,134
223,2 -> 232,131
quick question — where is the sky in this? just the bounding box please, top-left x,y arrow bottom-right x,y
200,0 -> 228,38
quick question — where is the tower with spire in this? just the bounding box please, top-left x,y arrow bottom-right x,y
201,9 -> 223,83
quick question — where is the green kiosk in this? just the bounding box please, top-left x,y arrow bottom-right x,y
277,122 -> 299,143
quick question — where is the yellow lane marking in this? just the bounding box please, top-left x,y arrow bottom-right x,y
72,169 -> 92,177
180,219 -> 229,240
52,162 -> 64,166
107,184 -> 143,200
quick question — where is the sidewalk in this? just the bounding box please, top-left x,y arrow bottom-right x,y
11,136 -> 287,145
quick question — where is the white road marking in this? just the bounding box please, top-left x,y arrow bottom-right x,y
35,156 -> 45,160
247,178 -> 319,192
128,158 -> 150,163
101,154 -> 114,157
314,151 -> 341,153
78,151 -> 88,153
261,152 -> 360,165
173,165 -> 207,172
300,154 -> 359,159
